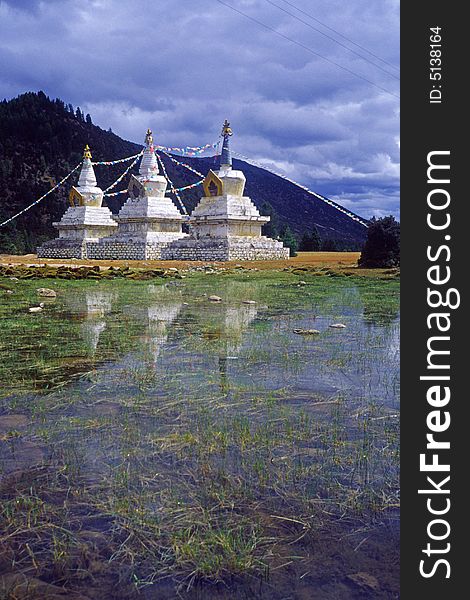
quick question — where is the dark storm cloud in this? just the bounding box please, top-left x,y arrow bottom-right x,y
0,0 -> 399,218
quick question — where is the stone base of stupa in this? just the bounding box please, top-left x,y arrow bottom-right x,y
37,238 -> 90,259
83,188 -> 189,260
161,235 -> 289,261
86,232 -> 189,261
37,206 -> 118,259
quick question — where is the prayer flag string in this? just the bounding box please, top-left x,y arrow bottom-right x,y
155,153 -> 188,215
159,150 -> 205,179
231,151 -> 369,227
155,142 -> 218,156
0,164 -> 82,228
92,152 -> 143,166
103,152 -> 144,194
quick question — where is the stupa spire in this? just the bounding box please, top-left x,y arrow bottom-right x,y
219,119 -> 233,169
78,144 -> 98,188
83,144 -> 92,160
139,128 -> 160,179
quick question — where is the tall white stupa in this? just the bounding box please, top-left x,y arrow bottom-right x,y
88,129 -> 187,260
163,120 -> 289,261
37,145 -> 117,259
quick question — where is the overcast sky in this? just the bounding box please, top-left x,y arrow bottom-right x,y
0,0 -> 399,219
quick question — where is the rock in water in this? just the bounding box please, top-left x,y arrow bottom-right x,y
293,328 -> 320,335
208,295 -> 222,302
346,572 -> 380,593
36,288 -> 57,298
330,323 -> 346,329
0,414 -> 29,431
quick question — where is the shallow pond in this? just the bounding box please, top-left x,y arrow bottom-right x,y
0,271 -> 399,599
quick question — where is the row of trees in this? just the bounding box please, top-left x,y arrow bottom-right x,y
259,201 -> 367,257
279,226 -> 351,257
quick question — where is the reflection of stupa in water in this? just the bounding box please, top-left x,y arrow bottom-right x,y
143,303 -> 182,363
81,321 -> 107,354
217,303 -> 258,391
190,282 -> 259,389
83,290 -> 114,316
196,281 -> 259,355
66,288 -> 115,316
65,289 -> 116,354
124,286 -> 183,364
223,304 -> 258,355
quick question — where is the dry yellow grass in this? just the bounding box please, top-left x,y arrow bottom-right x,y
0,251 -> 360,271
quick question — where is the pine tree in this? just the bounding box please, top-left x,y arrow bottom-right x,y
321,238 -> 338,251
300,226 -> 321,251
85,113 -> 92,126
299,232 -> 311,251
358,216 -> 400,267
309,226 -> 322,251
280,225 -> 298,257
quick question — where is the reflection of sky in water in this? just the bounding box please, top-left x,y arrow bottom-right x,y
54,279 -> 399,415
2,279 -> 399,413
1,277 -> 400,492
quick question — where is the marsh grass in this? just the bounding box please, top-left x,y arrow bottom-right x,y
0,270 -> 400,598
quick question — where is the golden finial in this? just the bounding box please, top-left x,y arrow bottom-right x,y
221,119 -> 233,137
83,144 -> 92,160
145,128 -> 154,146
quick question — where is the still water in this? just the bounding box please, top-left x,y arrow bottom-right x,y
0,273 -> 399,599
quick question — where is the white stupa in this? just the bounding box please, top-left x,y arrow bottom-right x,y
88,129 -> 187,260
163,120 -> 289,261
37,145 -> 117,259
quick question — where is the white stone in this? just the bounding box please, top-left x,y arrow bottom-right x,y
36,288 -> 57,298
